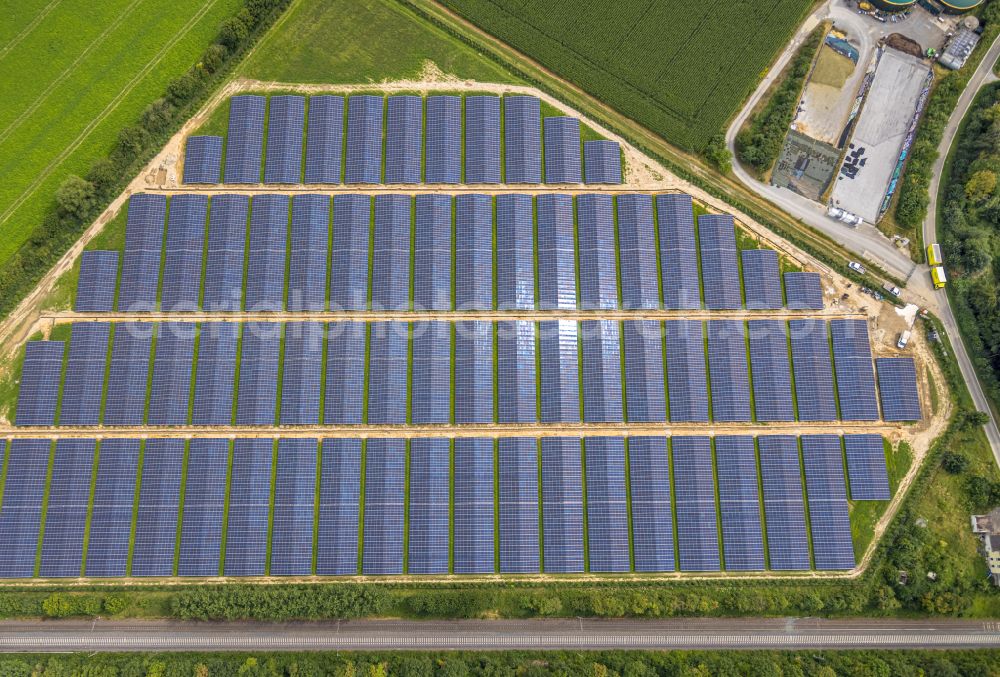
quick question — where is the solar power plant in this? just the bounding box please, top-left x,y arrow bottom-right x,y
39,439 -> 94,577
407,438 -> 450,574
583,140 -> 622,184
618,194 -> 659,310
224,439 -> 273,576
664,320 -> 709,423
698,214 -> 741,310
183,136 -> 222,184
464,96 -> 501,183
202,195 -> 249,312
280,322 -> 323,425
384,96 -> 422,184
543,117 -> 582,183
424,96 -> 462,184
622,320 -> 666,423
504,96 -> 542,183
748,319 -> 795,422
371,195 -> 411,310
539,320 -> 580,424
876,357 -> 922,421
671,436 -> 720,571
74,250 -> 118,312
758,436 -> 810,570
576,194 -> 618,310
367,321 -> 409,425
324,322 -> 366,425
304,95 -> 344,184
784,272 -> 824,310
223,95 -> 265,184
414,195 -> 452,311
714,436 -> 765,571
411,321 -> 451,424
801,435 -> 855,570
656,193 -> 700,310
628,437 -> 674,572
270,438 -> 317,575
789,319 -> 837,421
131,439 -> 184,577
541,437 -> 584,573
496,194 -> 535,310
316,439 -> 361,575
236,323 -> 281,425
117,193 -> 166,312
177,439 -> 228,576
536,194 -> 576,310
58,322 -> 109,426
454,320 -> 493,424
0,440 -> 51,577
843,434 -> 891,501
454,438 -> 495,573
245,194 -> 288,311
741,250 -> 782,310
85,439 -> 139,577
15,341 -> 64,426
580,320 -> 623,423
362,438 -> 406,574
191,322 -> 238,426
160,194 -> 207,311
288,195 -> 330,312
331,195 -> 371,311
830,319 -> 880,421
455,194 -> 493,310
345,95 -> 383,184
103,323 -> 152,426
706,320 -> 751,423
585,437 -> 629,572
263,95 -> 305,184
498,437 -> 539,573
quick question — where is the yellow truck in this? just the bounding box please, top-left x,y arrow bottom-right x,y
931,266 -> 947,289
927,243 -> 943,266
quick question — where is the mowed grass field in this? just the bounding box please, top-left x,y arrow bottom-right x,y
0,0 -> 242,269
438,0 -> 813,152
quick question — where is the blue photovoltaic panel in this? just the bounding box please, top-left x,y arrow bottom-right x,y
543,117 -> 581,183
103,323 -> 151,426
539,320 -> 580,424
585,437 -> 629,572
497,321 -> 536,423
0,439 -> 51,577
698,214 -> 742,310
657,194 -> 700,310
131,439 -> 184,576
581,320 -> 623,423
748,320 -> 794,422
75,250 -> 118,312
224,95 -> 265,183
331,195 -> 370,311
583,140 -> 622,184
117,193 -> 166,312
224,439 -> 273,576
664,320 -> 708,423
714,436 -> 765,571
39,441 -> 95,576
411,321 -> 451,424
830,319 -> 879,421
177,439 -> 228,576
58,323 -> 109,426
454,320 -> 493,424
85,439 -> 139,577
789,319 -> 837,422
191,322 -> 238,425
496,193 -> 535,310
454,438 -> 495,574
288,195 -> 330,311
618,194 -> 659,309
455,194 -> 493,310
280,322 -> 323,425
236,323 -> 281,425
367,321 -> 409,425
671,436 -> 720,572
183,136 -> 222,184
304,95 -> 344,184
741,250 -> 782,310
407,438 -> 450,574
325,322 -> 366,424
498,437 -> 539,573
801,435 -> 855,570
706,320 -> 751,422
844,434 -> 891,501
270,439 -> 317,576
363,438 -> 406,575
263,95 -> 305,184
245,194 -> 288,311
15,341 -> 64,426
784,272 -> 824,310
424,96 -> 461,184
413,195 -> 452,311
577,194 -> 618,310
628,436 -> 674,572
877,357 -> 922,422
317,439 -> 361,575
757,436 -> 810,570
537,194 -> 576,310
465,96 -> 501,184
622,320 -> 666,423
202,195 -> 249,312
345,95 -> 383,184
541,437 -> 584,573
371,195 -> 411,310
147,323 -> 195,425
384,95 -> 422,184
161,195 -> 207,311
504,96 -> 542,183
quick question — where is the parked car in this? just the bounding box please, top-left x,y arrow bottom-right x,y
848,261 -> 866,274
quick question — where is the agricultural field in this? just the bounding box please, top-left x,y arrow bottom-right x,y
438,0 -> 814,152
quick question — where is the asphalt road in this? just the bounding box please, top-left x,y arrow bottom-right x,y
0,618 -> 998,652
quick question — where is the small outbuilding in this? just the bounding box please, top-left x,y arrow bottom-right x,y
971,508 -> 1000,586
939,27 -> 981,69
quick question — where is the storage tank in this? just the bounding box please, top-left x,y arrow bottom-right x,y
869,0 -> 916,10
938,0 -> 984,13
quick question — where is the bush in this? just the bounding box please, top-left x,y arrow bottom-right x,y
54,176 -> 96,221
941,451 -> 969,474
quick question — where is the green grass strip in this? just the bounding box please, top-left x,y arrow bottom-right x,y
265,439 -> 279,576
282,198 -> 293,310
154,198 -> 170,310
318,323 -> 330,425
188,323 -> 202,425
357,440 -> 367,575
784,320 -> 800,420
231,323 -> 244,425
827,322 -> 842,420
622,438 -> 635,571
125,440 -> 146,577
198,199 -> 211,309
651,194 -> 665,307
753,437 -> 771,569
33,441 -> 57,577
709,439 -> 725,572
797,436 -> 816,570
660,321 -> 670,420
52,326 -> 71,426
580,437 -> 590,573
79,441 -> 102,576
692,209 -> 706,307
612,195 -> 623,307
406,323 -> 414,425
218,440 -> 236,577
97,323 -> 116,423
702,321 -> 714,421
572,196 -> 582,310
744,321 -> 757,422
667,438 -> 681,572
260,97 -> 271,183
173,440 -> 192,577
274,324 -> 288,425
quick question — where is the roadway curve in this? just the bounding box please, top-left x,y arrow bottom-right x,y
0,618 -> 998,652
